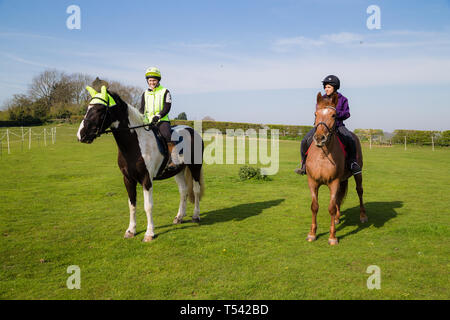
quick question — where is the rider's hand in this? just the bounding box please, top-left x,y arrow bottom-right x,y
151,115 -> 160,124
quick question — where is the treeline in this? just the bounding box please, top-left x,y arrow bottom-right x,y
391,130 -> 450,146
1,69 -> 143,125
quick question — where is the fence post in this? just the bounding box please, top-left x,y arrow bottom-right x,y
404,136 -> 407,151
369,134 -> 372,149
44,128 -> 47,147
54,127 -> 56,144
432,135 -> 435,151
7,129 -> 10,154
29,128 -> 31,150
0,139 -> 2,159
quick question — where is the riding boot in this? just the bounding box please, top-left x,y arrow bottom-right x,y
294,139 -> 309,175
166,142 -> 178,170
346,139 -> 361,175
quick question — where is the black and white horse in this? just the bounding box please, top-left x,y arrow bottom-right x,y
77,87 -> 204,242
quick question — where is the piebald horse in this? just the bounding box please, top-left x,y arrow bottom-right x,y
305,92 -> 367,245
77,86 -> 205,242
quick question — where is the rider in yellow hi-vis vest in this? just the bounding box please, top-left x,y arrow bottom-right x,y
139,67 -> 178,169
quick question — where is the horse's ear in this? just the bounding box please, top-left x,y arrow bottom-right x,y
316,92 -> 323,104
86,86 -> 97,98
100,85 -> 107,99
331,92 -> 339,106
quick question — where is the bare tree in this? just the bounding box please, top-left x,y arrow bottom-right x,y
28,69 -> 64,106
70,73 -> 93,105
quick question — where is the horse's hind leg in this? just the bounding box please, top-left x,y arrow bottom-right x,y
173,169 -> 188,225
188,164 -> 203,223
123,176 -> 137,238
354,174 -> 368,223
335,180 -> 348,224
192,177 -> 201,223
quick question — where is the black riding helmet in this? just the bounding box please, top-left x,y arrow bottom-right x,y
322,75 -> 340,91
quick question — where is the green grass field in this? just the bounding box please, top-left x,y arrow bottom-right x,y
0,124 -> 449,300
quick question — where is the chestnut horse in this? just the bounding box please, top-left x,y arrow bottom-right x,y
305,92 -> 367,245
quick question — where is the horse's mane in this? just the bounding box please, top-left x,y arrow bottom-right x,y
108,91 -> 145,126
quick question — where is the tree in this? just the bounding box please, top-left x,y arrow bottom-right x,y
28,69 -> 64,107
176,112 -> 187,120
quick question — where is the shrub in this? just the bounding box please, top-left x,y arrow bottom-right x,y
238,165 -> 271,181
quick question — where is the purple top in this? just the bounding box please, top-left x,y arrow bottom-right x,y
323,92 -> 350,127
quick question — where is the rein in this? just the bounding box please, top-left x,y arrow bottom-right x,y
314,106 -> 337,144
86,97 -> 154,137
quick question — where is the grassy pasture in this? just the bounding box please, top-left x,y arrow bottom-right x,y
0,124 -> 449,299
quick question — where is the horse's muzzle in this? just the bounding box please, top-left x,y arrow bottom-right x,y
313,134 -> 328,147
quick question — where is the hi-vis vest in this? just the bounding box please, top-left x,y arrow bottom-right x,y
144,85 -> 169,122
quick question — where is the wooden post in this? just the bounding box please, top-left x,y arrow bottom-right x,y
29,128 -> 31,150
369,134 -> 372,149
44,128 -> 47,147
7,129 -> 10,154
432,135 -> 435,151
404,136 -> 407,150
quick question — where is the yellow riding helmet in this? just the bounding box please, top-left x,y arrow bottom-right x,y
145,67 -> 161,80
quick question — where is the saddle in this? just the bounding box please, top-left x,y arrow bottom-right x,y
150,125 -> 186,179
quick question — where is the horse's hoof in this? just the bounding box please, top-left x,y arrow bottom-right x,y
192,217 -> 200,223
306,235 -> 317,242
360,216 -> 368,223
124,231 -> 135,239
173,217 -> 183,224
142,235 -> 155,242
328,238 -> 339,245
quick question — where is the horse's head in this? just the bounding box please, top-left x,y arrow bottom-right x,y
313,92 -> 338,148
77,85 -> 121,143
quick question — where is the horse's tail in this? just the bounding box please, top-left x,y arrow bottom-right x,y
185,165 -> 205,204
338,179 -> 349,206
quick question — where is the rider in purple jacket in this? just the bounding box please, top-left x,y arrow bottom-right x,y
294,75 -> 362,176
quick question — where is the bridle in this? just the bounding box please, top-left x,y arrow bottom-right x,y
314,106 -> 337,146
83,97 -> 154,139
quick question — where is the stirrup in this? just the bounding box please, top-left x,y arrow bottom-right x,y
294,164 -> 306,175
350,162 -> 362,176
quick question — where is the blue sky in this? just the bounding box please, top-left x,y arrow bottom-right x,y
0,0 -> 449,131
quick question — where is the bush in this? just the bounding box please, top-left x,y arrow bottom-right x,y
238,165 -> 271,181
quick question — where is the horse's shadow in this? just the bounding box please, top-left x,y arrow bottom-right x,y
315,201 -> 403,240
138,198 -> 285,237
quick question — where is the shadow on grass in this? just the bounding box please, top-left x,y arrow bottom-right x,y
145,198 -> 285,237
315,201 -> 403,241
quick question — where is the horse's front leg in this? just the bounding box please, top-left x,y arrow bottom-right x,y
307,177 -> 319,242
143,186 -> 155,242
123,176 -> 137,238
328,179 -> 340,245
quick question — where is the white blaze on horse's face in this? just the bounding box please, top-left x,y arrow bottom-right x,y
314,106 -> 337,147
77,104 -> 108,144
